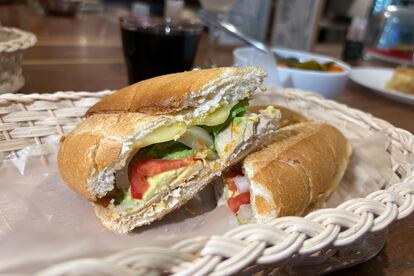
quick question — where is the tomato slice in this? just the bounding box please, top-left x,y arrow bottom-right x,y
224,167 -> 243,192
129,171 -> 148,200
227,192 -> 251,213
129,158 -> 192,199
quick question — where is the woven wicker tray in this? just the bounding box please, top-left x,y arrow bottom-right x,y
0,88 -> 413,275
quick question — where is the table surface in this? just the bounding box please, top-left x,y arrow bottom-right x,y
2,3 -> 414,275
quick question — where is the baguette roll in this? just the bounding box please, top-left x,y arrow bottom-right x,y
57,67 -> 282,233
220,122 -> 352,223
87,67 -> 266,116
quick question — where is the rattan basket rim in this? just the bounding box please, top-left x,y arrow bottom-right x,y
0,27 -> 37,53
0,89 -> 413,275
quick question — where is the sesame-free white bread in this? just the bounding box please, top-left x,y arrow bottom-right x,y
243,122 -> 352,223
58,67 -> 267,201
93,128 -> 279,234
57,67 -> 282,233
87,67 -> 267,117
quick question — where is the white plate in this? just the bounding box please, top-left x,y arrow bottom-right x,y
350,67 -> 414,105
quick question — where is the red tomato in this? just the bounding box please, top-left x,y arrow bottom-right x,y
227,192 -> 251,213
129,158 -> 192,199
128,169 -> 148,200
224,167 -> 243,192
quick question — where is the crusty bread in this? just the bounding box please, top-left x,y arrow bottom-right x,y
57,67 -> 281,233
87,67 -> 266,116
58,112 -> 174,201
58,67 -> 266,201
92,120 -> 280,234
93,164 -> 219,234
243,122 -> 352,223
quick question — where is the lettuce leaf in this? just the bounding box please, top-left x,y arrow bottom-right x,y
162,148 -> 194,160
134,141 -> 194,160
129,99 -> 249,164
201,98 -> 249,136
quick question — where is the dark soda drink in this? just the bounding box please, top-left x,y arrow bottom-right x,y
120,17 -> 202,84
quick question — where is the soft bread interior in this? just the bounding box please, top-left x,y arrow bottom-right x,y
58,67 -> 267,201
93,122 -> 280,234
248,105 -> 308,128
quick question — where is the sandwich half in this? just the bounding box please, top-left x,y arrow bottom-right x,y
217,122 -> 352,224
57,67 -> 281,233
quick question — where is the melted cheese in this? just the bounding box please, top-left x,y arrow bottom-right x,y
143,167 -> 188,201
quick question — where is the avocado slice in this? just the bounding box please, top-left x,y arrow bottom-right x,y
142,167 -> 188,201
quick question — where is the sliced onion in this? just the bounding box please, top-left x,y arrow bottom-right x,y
177,126 -> 214,150
233,176 -> 250,193
237,205 -> 254,224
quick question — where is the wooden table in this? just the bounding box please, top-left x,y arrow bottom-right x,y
2,3 -> 414,275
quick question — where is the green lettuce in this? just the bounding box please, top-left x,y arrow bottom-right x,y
162,148 -> 194,160
134,141 -> 194,160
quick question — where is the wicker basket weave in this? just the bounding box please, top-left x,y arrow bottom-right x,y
0,90 -> 111,162
0,88 -> 413,275
0,27 -> 37,94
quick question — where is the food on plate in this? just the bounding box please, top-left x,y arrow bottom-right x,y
275,54 -> 344,73
386,66 -> 414,94
216,122 -> 352,224
57,67 -> 282,233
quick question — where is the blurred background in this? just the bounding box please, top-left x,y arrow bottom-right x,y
0,0 -> 412,91
1,1 -> 414,274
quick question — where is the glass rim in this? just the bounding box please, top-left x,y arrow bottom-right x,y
120,16 -> 204,33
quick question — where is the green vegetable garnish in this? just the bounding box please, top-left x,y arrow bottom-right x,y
133,141 -> 194,161
118,187 -> 145,207
162,148 -> 194,160
287,60 -> 324,71
201,98 -> 249,136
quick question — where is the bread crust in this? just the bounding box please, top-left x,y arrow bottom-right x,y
244,122 -> 351,221
57,112 -> 173,200
248,160 -> 311,219
93,167 -> 219,233
58,67 -> 267,201
58,133 -> 103,200
57,67 -> 273,231
92,125 -> 279,233
87,67 -> 265,116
